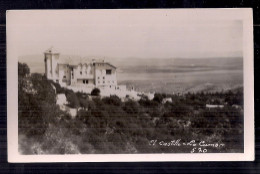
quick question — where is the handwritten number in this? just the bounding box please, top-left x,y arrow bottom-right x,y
191,148 -> 196,153
190,148 -> 207,153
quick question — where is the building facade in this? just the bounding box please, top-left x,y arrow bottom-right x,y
44,47 -> 118,89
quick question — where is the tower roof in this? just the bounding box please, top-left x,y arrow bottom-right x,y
45,47 -> 59,54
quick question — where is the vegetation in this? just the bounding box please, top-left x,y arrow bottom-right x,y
91,88 -> 101,96
18,62 -> 244,154
18,63 -> 30,77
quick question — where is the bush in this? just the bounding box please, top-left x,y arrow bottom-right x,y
102,95 -> 122,106
65,90 -> 80,108
91,88 -> 100,96
76,92 -> 88,99
123,100 -> 140,114
153,93 -> 165,103
139,97 -> 158,107
79,98 -> 88,108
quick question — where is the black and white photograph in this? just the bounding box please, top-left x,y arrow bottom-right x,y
7,9 -> 254,162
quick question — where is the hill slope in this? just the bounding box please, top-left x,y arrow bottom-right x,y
18,62 -> 244,154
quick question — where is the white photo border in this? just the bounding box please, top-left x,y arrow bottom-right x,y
7,9 -> 254,162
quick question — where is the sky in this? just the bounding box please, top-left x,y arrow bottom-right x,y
7,10 -> 243,59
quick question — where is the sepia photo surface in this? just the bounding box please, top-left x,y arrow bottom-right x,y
7,9 -> 254,162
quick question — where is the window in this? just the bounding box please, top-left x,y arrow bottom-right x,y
98,77 -> 100,79
106,69 -> 112,75
80,71 -> 82,75
63,75 -> 66,79
103,77 -> 105,79
83,80 -> 88,84
103,81 -> 105,84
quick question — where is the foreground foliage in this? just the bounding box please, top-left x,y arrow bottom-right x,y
18,62 -> 244,154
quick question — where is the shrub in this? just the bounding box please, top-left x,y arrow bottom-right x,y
91,88 -> 100,96
153,93 -> 164,103
139,97 -> 158,108
102,95 -> 122,106
123,100 -> 140,114
79,98 -> 88,108
76,92 -> 88,99
66,90 -> 80,108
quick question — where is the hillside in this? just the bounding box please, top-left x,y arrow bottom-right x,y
18,62 -> 244,154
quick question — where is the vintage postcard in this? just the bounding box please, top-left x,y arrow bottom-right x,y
7,9 -> 254,162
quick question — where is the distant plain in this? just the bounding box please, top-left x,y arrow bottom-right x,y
19,55 -> 243,94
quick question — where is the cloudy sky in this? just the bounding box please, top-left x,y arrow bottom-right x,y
7,10 -> 243,59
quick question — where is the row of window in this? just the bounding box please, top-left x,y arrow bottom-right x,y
63,69 -> 111,77
63,75 -> 115,81
81,69 -> 111,75
97,80 -> 114,84
80,71 -> 92,75
59,77 -> 115,85
98,76 -> 105,80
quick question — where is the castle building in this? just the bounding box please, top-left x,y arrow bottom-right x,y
44,47 -> 118,89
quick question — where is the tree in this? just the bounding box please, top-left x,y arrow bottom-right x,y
79,98 -> 88,108
91,88 -> 100,96
153,93 -> 164,103
123,100 -> 139,114
66,90 -> 80,108
18,62 -> 30,77
102,95 -> 122,106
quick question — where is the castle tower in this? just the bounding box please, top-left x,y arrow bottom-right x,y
44,47 -> 60,81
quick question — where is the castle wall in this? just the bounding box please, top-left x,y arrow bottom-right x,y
95,63 -> 117,88
70,66 -> 77,85
44,52 -> 60,81
76,79 -> 95,86
45,55 -> 52,79
58,64 -> 71,86
74,63 -> 95,80
51,53 -> 60,81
